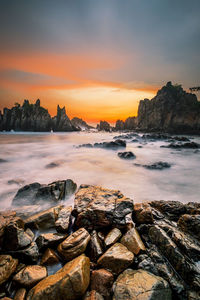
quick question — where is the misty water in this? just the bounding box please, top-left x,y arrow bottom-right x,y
0,131 -> 200,210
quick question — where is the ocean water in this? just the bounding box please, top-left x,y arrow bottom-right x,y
0,131 -> 199,210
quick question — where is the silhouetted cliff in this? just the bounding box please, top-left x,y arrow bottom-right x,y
71,117 -> 93,130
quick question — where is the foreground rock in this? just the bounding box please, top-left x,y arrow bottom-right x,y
97,243 -> 134,275
73,185 -> 133,230
36,232 -> 67,250
120,227 -> 146,255
113,269 -> 172,300
27,254 -> 90,300
55,206 -> 72,233
57,228 -> 90,261
91,269 -> 114,299
0,255 -> 18,285
13,265 -> 47,287
104,228 -> 122,247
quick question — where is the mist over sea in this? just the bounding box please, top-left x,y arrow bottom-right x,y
0,131 -> 200,210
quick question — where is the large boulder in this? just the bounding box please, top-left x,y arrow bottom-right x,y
97,243 -> 134,275
13,265 -> 47,287
57,228 -> 90,261
0,255 -> 18,285
113,269 -> 172,300
27,254 -> 90,300
72,185 -> 134,230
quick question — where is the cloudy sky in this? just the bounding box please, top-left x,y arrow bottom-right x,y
0,0 -> 199,123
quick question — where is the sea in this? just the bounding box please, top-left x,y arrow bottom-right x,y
0,131 -> 200,210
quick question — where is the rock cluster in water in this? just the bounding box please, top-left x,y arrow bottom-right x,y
0,100 -> 91,132
0,182 -> 200,299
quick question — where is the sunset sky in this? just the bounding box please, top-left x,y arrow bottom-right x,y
0,0 -> 199,124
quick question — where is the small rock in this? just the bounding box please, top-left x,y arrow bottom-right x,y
10,242 -> 39,263
97,243 -> 134,275
93,139 -> 126,149
133,203 -> 154,224
0,255 -> 18,285
144,161 -> 171,170
120,227 -> 146,255
13,265 -> 47,287
84,291 -> 104,300
57,228 -> 90,261
104,228 -> 122,247
91,269 -> 114,299
113,269 -> 172,300
27,254 -> 90,300
36,233 -> 67,251
89,230 -> 103,262
14,288 -> 26,300
40,249 -> 59,266
118,151 -> 136,159
55,206 -> 72,233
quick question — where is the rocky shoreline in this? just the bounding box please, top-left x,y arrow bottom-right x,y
0,181 -> 200,299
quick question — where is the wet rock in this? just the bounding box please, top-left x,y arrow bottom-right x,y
104,228 -> 122,247
89,230 -> 103,262
133,203 -> 154,224
94,139 -> 126,149
121,227 -> 146,255
162,142 -> 199,149
13,265 -> 47,288
36,233 -> 67,251
12,183 -> 41,206
15,205 -> 42,219
144,161 -> 171,170
24,205 -> 62,230
57,228 -> 90,261
55,206 -> 72,233
40,249 -> 59,266
178,214 -> 200,240
91,269 -> 114,299
10,242 -> 39,263
84,291 -> 104,300
97,243 -> 134,275
117,151 -> 136,159
27,254 -> 90,300
14,288 -> 26,300
113,269 -> 172,300
150,200 -> 186,221
73,185 -> 133,230
0,255 -> 18,285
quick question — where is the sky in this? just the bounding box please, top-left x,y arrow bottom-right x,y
0,0 -> 199,124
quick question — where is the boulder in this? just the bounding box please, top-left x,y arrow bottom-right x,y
94,139 -> 126,149
36,233 -> 67,250
14,288 -> 26,300
97,243 -> 134,275
133,203 -> 154,224
104,228 -> 122,247
178,214 -> 200,239
91,269 -> 114,299
117,152 -> 136,159
55,206 -> 72,233
73,185 -> 134,230
120,227 -> 146,255
89,230 -> 103,262
113,269 -> 172,300
27,254 -> 90,300
13,265 -> 47,287
0,255 -> 18,285
40,248 -> 59,266
57,228 -> 90,261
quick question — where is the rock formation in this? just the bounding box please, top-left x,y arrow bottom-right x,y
71,117 -> 93,130
0,100 -> 79,132
137,82 -> 200,133
97,121 -> 111,132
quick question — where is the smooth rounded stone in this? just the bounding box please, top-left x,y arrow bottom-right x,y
91,269 -> 114,299
104,228 -> 122,247
84,291 -> 104,300
13,265 -> 47,287
133,203 -> 154,224
89,230 -> 103,262
24,205 -> 63,230
0,255 -> 18,285
178,214 -> 200,239
57,228 -> 90,261
36,233 -> 67,250
117,151 -> 136,159
14,288 -> 26,300
120,227 -> 146,255
40,249 -> 59,266
73,185 -> 134,230
113,269 -> 172,300
55,206 -> 72,233
97,243 -> 134,275
27,254 -> 90,300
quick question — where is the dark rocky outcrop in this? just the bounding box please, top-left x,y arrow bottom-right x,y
118,151 -> 136,159
71,117 -> 93,130
78,139 -> 126,150
115,117 -> 137,131
137,82 -> 200,134
97,121 -> 111,132
0,100 -> 79,132
135,161 -> 171,170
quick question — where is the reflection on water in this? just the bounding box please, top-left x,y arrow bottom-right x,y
0,131 -> 200,209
